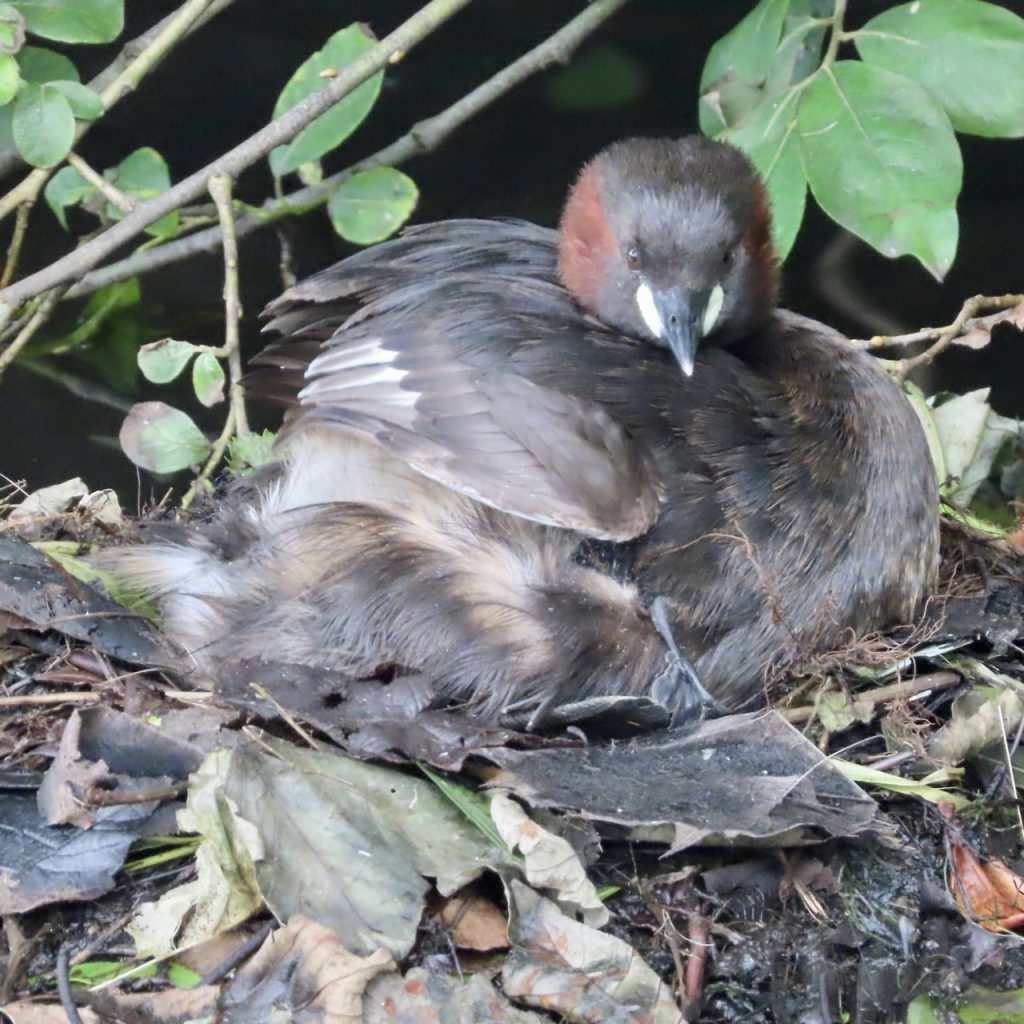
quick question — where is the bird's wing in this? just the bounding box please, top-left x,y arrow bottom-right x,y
252,224 -> 664,541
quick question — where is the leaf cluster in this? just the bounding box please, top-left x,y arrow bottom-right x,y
701,0 -> 1024,277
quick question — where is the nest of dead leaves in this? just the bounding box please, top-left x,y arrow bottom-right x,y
2,486 -> 1024,1024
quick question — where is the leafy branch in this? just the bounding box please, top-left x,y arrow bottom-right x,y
701,0 -> 1024,276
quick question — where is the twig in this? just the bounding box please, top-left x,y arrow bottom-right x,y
1,199 -> 33,288
66,152 -> 136,214
781,670 -> 961,725
0,284 -> 69,376
850,293 -> 1024,379
65,0 -> 632,301
56,943 -> 84,1024
198,921 -> 275,986
0,692 -> 103,707
208,172 -> 248,434
180,405 -> 235,510
0,0 -> 229,225
0,0 -> 475,326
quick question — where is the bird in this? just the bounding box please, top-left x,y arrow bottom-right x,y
106,135 -> 940,727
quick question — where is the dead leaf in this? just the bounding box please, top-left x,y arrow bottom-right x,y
503,880 -> 684,1023
437,891 -> 509,952
954,302 -> 1024,350
486,712 -> 876,850
37,710 -> 115,828
8,478 -> 89,521
490,790 -> 608,927
222,736 -> 517,959
950,843 -> 1024,931
365,967 -> 546,1023
128,749 -> 264,958
219,915 -> 394,1023
930,688 -> 1024,766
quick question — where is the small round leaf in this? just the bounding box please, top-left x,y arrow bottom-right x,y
49,80 -> 102,120
137,338 -> 196,383
328,167 -> 418,245
0,4 -> 24,55
797,62 -> 962,279
13,0 -> 123,44
16,45 -> 77,83
0,51 -> 19,105
108,146 -> 178,239
192,351 -> 225,407
119,401 -> 210,473
43,164 -> 93,229
269,24 -> 383,178
12,80 -> 73,167
856,0 -> 1024,138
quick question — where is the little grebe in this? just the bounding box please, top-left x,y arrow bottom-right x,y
112,136 -> 940,724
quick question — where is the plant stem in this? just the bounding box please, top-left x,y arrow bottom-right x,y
208,172 -> 248,435
66,153 -> 136,214
0,199 -> 33,288
0,0 -> 475,326
0,284 -> 68,376
66,0 -> 632,301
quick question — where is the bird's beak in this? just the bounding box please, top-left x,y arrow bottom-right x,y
636,283 -> 724,378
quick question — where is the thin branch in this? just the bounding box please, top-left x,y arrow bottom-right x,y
66,152 -> 136,214
0,198 -> 33,288
0,0 -> 475,325
65,0 -> 632,301
181,405 -> 235,510
0,0 -> 230,224
850,293 -> 1024,380
208,171 -> 248,434
0,284 -> 68,376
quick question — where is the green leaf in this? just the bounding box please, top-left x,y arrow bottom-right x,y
699,0 -> 828,135
12,0 -> 123,44
797,61 -> 962,279
0,51 -> 18,105
856,0 -> 1024,139
43,163 -> 93,229
328,167 -> 418,245
545,44 -> 647,111
723,90 -> 806,260
17,44 -> 76,82
269,23 -> 383,178
191,350 -> 225,407
137,338 -> 196,384
108,147 -> 178,239
12,80 -> 73,166
119,401 -> 210,473
49,80 -> 102,120
0,4 -> 25,55
227,429 -> 277,475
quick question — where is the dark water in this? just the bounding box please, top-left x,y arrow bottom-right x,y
3,0 -> 1023,501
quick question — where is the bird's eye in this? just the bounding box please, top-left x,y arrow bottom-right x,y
626,247 -> 641,269
722,248 -> 735,266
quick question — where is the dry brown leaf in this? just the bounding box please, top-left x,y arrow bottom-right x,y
950,840 -> 1024,931
955,301 -> 1024,350
221,915 -> 395,1022
438,891 -> 509,952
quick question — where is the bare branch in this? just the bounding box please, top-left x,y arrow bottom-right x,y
850,293 -> 1024,380
66,0 -> 632,301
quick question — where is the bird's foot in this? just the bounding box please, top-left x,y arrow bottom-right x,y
648,596 -> 724,723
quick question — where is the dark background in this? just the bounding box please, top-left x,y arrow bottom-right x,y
3,0 -> 1023,501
